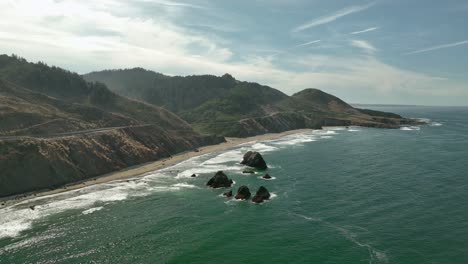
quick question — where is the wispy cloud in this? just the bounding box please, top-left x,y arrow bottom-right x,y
294,39 -> 321,48
350,27 -> 378,35
269,40 -> 321,58
1,0 -> 467,106
351,40 -> 377,54
405,40 -> 468,55
185,23 -> 241,33
292,2 -> 376,32
139,0 -> 207,9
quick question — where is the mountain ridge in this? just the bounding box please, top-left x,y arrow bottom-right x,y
84,68 -> 417,137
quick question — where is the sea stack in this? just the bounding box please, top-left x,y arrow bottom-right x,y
241,151 -> 267,170
206,171 -> 233,188
235,185 -> 251,200
252,186 -> 271,203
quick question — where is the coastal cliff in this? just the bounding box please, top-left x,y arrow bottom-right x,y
0,126 -> 223,197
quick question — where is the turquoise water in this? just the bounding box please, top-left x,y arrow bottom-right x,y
1,106 -> 467,264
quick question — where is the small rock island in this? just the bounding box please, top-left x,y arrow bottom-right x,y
252,186 -> 271,203
206,171 -> 233,188
241,151 -> 268,170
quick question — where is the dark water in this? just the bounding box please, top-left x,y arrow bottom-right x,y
1,106 -> 467,264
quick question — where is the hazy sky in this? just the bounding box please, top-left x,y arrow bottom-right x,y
1,0 -> 467,106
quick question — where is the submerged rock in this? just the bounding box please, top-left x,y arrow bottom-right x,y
223,190 -> 233,197
242,170 -> 255,174
262,174 -> 272,179
235,185 -> 251,200
206,171 -> 232,188
252,186 -> 271,203
191,173 -> 197,178
29,205 -> 35,210
241,151 -> 267,170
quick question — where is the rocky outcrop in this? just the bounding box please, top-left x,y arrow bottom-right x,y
252,186 -> 271,203
235,185 -> 251,200
241,151 -> 267,170
206,171 -> 233,189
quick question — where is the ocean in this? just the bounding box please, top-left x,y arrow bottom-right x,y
1,106 -> 467,264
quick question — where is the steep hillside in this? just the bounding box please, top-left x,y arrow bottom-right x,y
0,55 -> 224,197
0,79 -> 137,135
85,69 -> 418,136
0,125 -> 222,197
0,55 -> 191,132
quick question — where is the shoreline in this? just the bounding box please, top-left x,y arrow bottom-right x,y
0,128 -> 314,209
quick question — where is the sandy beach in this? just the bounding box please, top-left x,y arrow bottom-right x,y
0,129 -> 313,209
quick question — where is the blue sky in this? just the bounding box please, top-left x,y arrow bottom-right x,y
0,0 -> 467,106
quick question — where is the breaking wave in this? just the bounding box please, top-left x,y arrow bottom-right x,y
400,126 -> 421,131
82,206 -> 103,215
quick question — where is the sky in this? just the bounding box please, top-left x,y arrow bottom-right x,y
0,0 -> 467,106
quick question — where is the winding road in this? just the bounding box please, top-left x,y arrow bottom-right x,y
0,125 -> 151,141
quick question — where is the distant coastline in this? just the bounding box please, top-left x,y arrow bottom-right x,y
352,103 -> 468,108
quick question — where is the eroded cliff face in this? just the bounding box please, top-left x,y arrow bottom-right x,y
213,111 -> 419,138
0,126 -> 224,197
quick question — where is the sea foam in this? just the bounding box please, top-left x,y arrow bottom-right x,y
400,126 -> 421,131
0,178 -> 188,239
82,206 -> 104,215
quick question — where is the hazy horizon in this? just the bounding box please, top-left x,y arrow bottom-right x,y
1,0 -> 467,106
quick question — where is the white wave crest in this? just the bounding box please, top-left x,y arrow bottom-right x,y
82,206 -> 103,215
202,149 -> 243,165
172,183 -> 199,189
270,134 -> 317,146
400,126 -> 420,131
176,165 -> 242,179
0,212 -> 35,239
323,127 -> 347,131
259,176 -> 277,180
251,142 -> 278,152
416,118 -> 431,124
313,130 -> 337,135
